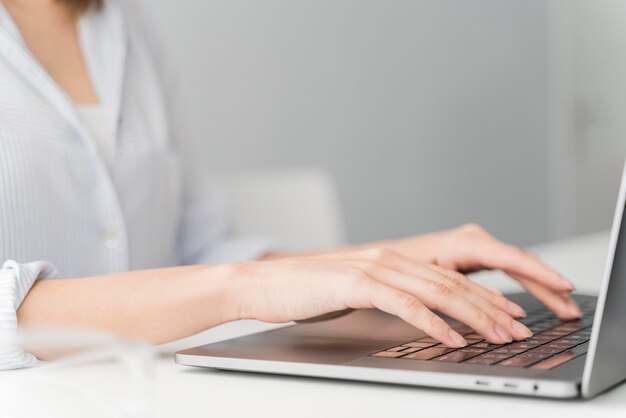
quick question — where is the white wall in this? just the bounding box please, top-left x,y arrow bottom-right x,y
145,0 -> 551,246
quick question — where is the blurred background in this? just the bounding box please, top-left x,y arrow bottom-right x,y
139,0 -> 626,248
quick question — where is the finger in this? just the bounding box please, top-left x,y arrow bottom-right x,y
480,284 -> 504,296
354,261 -> 518,344
405,265 -> 532,340
427,264 -> 527,318
512,274 -> 582,320
335,249 -> 530,342
356,280 -> 467,348
472,240 -> 575,292
332,248 -> 512,308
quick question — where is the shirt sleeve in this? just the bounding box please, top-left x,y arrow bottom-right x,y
0,260 -> 57,371
177,169 -> 279,265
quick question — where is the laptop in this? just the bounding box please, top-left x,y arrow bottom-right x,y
176,161 -> 626,399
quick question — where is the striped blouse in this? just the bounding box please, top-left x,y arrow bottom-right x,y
0,0 -> 273,369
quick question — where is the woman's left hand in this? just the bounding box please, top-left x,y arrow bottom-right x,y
379,223 -> 581,320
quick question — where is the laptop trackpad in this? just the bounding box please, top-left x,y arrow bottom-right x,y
183,309 -> 424,364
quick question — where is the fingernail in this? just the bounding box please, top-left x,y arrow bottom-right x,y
508,300 -> 527,317
559,274 -> 576,291
512,321 -> 533,338
567,299 -> 582,318
495,324 -> 513,343
449,329 -> 468,347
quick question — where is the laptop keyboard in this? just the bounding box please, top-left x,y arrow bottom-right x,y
371,300 -> 596,370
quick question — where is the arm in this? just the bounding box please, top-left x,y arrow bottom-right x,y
18,244 -> 562,355
17,265 -> 238,345
16,225 -> 579,362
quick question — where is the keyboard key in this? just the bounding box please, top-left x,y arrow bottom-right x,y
531,334 -> 558,341
434,344 -> 462,349
479,353 -> 514,360
465,357 -> 503,365
492,347 -> 527,355
471,342 -> 503,349
416,337 -> 440,343
454,325 -> 475,335
530,346 -> 567,355
458,347 -> 488,353
511,352 -> 551,360
386,346 -> 407,352
402,347 -> 455,360
543,342 -> 577,350
524,339 -> 549,345
498,356 -> 542,367
532,343 -> 589,370
557,338 -> 585,346
508,342 -> 541,350
562,334 -> 587,341
403,341 -> 438,349
372,351 -> 406,358
434,351 -> 481,363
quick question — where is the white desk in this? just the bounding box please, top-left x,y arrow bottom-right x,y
154,231 -> 625,418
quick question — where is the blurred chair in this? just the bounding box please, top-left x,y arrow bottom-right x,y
159,166 -> 347,353
222,166 -> 347,250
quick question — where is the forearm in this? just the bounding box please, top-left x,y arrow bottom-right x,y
17,264 -> 239,344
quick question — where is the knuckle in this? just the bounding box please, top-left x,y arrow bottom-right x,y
453,271 -> 470,283
427,281 -> 451,297
470,308 -> 492,326
366,247 -> 392,261
460,223 -> 487,236
427,313 -> 447,334
398,294 -> 421,313
443,276 -> 466,292
486,302 -> 511,320
355,260 -> 377,272
493,308 -> 512,323
342,267 -> 369,285
495,294 -> 510,307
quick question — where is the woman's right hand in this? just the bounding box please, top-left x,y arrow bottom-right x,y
227,248 -> 534,348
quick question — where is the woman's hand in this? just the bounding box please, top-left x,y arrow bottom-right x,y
378,224 -> 581,320
230,248 -> 537,348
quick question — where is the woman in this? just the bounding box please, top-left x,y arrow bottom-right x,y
0,0 -> 580,370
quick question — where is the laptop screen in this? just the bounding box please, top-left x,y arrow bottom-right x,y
582,161 -> 626,397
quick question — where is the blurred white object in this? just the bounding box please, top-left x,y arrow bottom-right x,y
221,167 -> 347,250
0,328 -> 155,418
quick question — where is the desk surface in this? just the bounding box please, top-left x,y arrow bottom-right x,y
156,231 -> 626,418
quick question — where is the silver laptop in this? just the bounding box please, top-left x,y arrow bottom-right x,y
176,162 -> 626,399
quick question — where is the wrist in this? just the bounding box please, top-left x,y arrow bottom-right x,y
205,262 -> 252,323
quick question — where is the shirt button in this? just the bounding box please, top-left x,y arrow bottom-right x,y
103,231 -> 119,249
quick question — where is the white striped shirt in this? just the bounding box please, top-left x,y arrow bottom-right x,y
0,0 -> 274,370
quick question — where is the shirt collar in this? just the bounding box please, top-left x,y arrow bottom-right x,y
0,2 -> 21,45
0,0 -> 128,149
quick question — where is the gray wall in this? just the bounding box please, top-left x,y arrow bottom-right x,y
146,0 -> 550,246
545,0 -> 626,240
563,0 -> 626,236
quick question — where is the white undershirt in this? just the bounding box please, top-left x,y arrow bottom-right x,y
75,104 -> 114,160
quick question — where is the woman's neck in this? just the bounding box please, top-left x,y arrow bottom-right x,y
2,0 -> 77,23
1,0 -> 99,104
